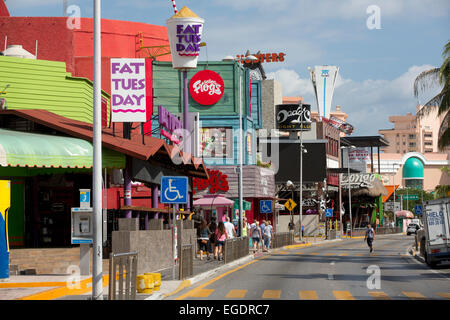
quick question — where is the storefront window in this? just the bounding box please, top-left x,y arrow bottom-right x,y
200,127 -> 233,158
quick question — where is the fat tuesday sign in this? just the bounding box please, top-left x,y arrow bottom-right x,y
189,70 -> 225,105
111,58 -> 148,122
166,6 -> 204,69
276,104 -> 311,131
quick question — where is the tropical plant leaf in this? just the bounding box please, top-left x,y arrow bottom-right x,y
413,68 -> 440,98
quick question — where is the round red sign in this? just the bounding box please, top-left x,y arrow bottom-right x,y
189,70 -> 225,106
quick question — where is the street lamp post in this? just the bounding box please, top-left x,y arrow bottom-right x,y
341,145 -> 355,238
92,0 -> 103,300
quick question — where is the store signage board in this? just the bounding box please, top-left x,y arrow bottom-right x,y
111,58 -> 148,122
236,52 -> 286,64
161,176 -> 188,204
158,105 -> 183,144
234,200 -> 252,211
341,173 -> 377,188
384,202 -> 401,212
276,104 -> 312,131
322,116 -> 354,135
193,169 -> 229,195
166,7 -> 204,69
189,70 -> 224,105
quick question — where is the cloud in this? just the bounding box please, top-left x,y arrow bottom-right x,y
267,64 -> 441,135
7,0 -> 62,9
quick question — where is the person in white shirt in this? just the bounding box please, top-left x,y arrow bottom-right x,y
224,216 -> 236,239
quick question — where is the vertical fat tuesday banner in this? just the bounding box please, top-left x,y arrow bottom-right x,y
309,66 -> 339,120
111,58 -> 151,123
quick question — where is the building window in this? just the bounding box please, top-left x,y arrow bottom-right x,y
409,142 -> 416,147
200,128 -> 233,158
424,133 -> 432,138
424,141 -> 432,146
403,142 -> 406,145
408,134 -> 415,139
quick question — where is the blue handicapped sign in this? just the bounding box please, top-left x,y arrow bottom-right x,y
161,176 -> 188,204
260,200 -> 273,214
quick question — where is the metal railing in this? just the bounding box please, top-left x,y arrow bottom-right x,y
271,232 -> 294,248
224,237 -> 250,264
179,244 -> 193,280
108,251 -> 138,300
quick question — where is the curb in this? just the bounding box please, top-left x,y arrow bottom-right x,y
408,245 -> 425,263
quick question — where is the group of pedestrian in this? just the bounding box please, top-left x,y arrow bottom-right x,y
197,216 -> 237,261
248,220 -> 273,253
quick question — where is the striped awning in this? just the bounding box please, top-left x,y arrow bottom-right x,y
0,128 -> 125,168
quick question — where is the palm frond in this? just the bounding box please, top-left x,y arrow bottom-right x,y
416,103 -> 439,119
413,68 -> 440,98
437,111 -> 450,150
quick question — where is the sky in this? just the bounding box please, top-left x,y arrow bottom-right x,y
6,0 -> 450,136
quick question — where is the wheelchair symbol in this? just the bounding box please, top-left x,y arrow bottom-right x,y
261,201 -> 272,213
164,179 -> 183,201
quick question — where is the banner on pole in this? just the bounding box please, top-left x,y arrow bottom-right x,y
111,58 -> 148,122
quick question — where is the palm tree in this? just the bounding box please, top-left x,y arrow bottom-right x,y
413,41 -> 450,150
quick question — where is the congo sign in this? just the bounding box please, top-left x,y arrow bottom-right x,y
341,173 -> 377,189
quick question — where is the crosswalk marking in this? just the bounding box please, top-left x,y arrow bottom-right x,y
333,290 -> 355,300
309,252 -> 320,255
324,253 -> 335,256
225,290 -> 247,298
338,253 -> 348,256
437,293 -> 450,299
299,290 -> 318,300
369,291 -> 391,300
188,289 -> 214,298
402,291 -> 427,300
262,290 -> 281,299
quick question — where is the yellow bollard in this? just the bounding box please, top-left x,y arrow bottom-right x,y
146,273 -> 161,291
137,274 -> 154,294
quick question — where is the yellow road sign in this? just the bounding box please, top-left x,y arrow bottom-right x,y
285,198 -> 297,211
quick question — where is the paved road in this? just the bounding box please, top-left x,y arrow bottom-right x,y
169,234 -> 450,300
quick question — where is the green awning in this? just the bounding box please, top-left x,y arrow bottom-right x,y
0,129 -> 125,169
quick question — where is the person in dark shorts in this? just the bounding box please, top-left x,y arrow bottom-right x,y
364,224 -> 375,253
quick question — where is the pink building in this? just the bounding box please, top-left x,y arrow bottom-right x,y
379,105 -> 450,155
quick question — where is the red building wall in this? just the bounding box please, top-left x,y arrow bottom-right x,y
0,16 -> 170,94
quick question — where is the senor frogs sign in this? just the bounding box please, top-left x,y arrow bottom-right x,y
189,70 -> 225,105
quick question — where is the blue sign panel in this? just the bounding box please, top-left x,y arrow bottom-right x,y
161,176 -> 188,204
414,205 -> 422,215
260,200 -> 273,214
325,208 -> 333,218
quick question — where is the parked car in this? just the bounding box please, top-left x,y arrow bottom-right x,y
407,223 -> 420,235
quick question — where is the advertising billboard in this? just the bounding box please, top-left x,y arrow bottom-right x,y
309,66 -> 339,120
166,6 -> 204,69
276,104 -> 312,131
274,141 -> 327,183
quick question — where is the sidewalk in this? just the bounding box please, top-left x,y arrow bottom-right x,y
0,236 -> 338,300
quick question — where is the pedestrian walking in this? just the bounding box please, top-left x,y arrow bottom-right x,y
224,216 -> 236,239
208,218 -> 217,258
251,220 -> 262,252
364,223 -> 375,253
215,221 -> 228,260
242,217 -> 248,238
288,219 -> 294,231
260,220 -> 266,251
263,220 -> 273,251
197,219 -> 211,260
